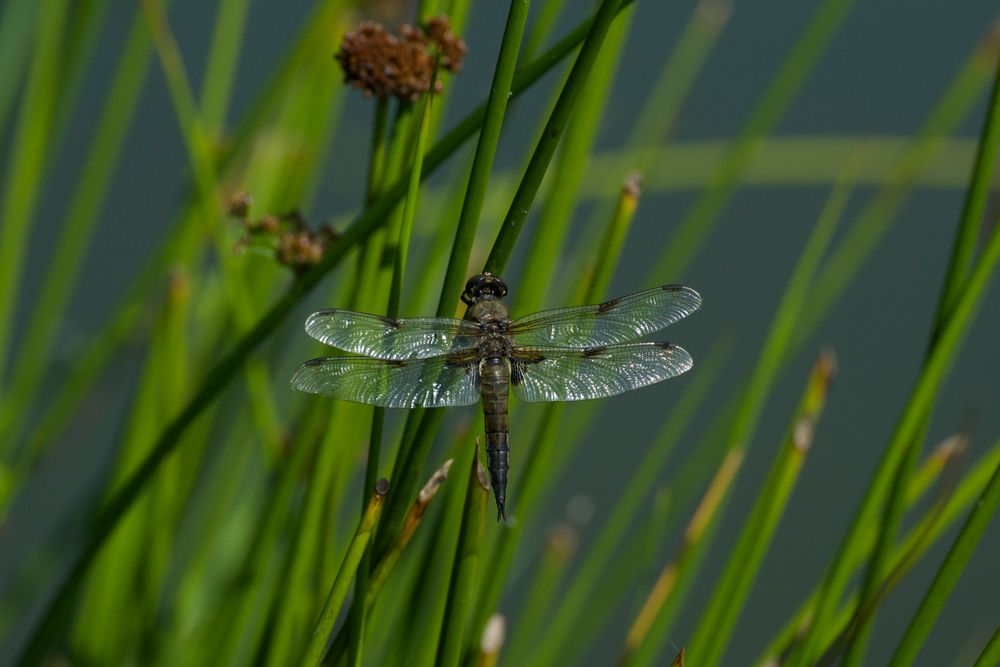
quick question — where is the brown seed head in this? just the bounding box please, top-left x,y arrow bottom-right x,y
228,191 -> 252,218
335,18 -> 465,102
425,15 -> 467,73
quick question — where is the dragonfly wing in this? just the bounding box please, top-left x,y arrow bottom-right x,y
510,343 -> 693,403
305,310 -> 482,360
291,352 -> 481,408
508,285 -> 700,348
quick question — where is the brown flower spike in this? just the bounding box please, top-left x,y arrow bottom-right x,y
232,195 -> 337,273
336,16 -> 467,102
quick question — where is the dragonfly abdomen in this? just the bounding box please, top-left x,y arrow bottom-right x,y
480,357 -> 510,521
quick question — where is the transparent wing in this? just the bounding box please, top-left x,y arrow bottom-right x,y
291,352 -> 481,408
305,309 -> 483,360
508,285 -> 700,348
510,342 -> 693,403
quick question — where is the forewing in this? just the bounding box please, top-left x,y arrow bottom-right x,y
291,352 -> 481,408
510,342 -> 693,403
508,285 -> 700,348
305,309 -> 482,360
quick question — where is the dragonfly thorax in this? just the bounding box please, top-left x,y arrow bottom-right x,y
478,330 -> 513,358
468,297 -> 510,324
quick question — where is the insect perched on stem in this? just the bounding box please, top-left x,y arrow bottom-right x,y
292,273 -> 701,520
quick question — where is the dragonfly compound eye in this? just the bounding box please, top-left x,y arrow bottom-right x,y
463,273 -> 508,303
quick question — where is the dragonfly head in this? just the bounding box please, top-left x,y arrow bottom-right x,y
462,273 -> 508,305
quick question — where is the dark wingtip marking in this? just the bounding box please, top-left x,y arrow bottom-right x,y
597,297 -> 621,313
654,342 -> 676,350
303,358 -> 326,367
663,284 -> 703,310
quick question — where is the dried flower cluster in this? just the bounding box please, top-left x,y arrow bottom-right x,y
335,16 -> 467,102
229,192 -> 336,273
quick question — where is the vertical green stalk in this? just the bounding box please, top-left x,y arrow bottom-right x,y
436,453 -> 488,667
521,0 -> 568,61
301,481 -> 388,667
484,0 -> 625,273
0,0 -> 67,390
350,65 -> 438,667
687,351 -> 836,667
438,0 -> 530,315
887,447 -> 1000,666
199,0 -> 250,129
514,4 -> 635,316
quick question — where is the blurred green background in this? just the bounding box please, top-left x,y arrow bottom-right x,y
1,0 -> 999,665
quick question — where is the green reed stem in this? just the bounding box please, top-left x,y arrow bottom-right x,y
484,0 -> 625,274
515,4 -> 634,315
887,450 -> 1000,666
521,0 -> 567,61
301,482 -> 388,667
0,0 -> 67,393
439,0 -> 530,318
436,454 -> 488,667
352,66 -> 438,667
973,623 -> 1000,667
199,0 -> 249,129
688,351 -> 836,667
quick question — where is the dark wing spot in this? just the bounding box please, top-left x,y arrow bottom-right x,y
597,297 -> 621,313
386,359 -> 407,368
511,349 -> 546,364
379,315 -> 402,328
303,358 -> 326,367
445,349 -> 480,366
583,346 -> 609,357
654,342 -> 676,350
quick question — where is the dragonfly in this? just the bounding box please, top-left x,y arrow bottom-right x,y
291,273 -> 701,520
